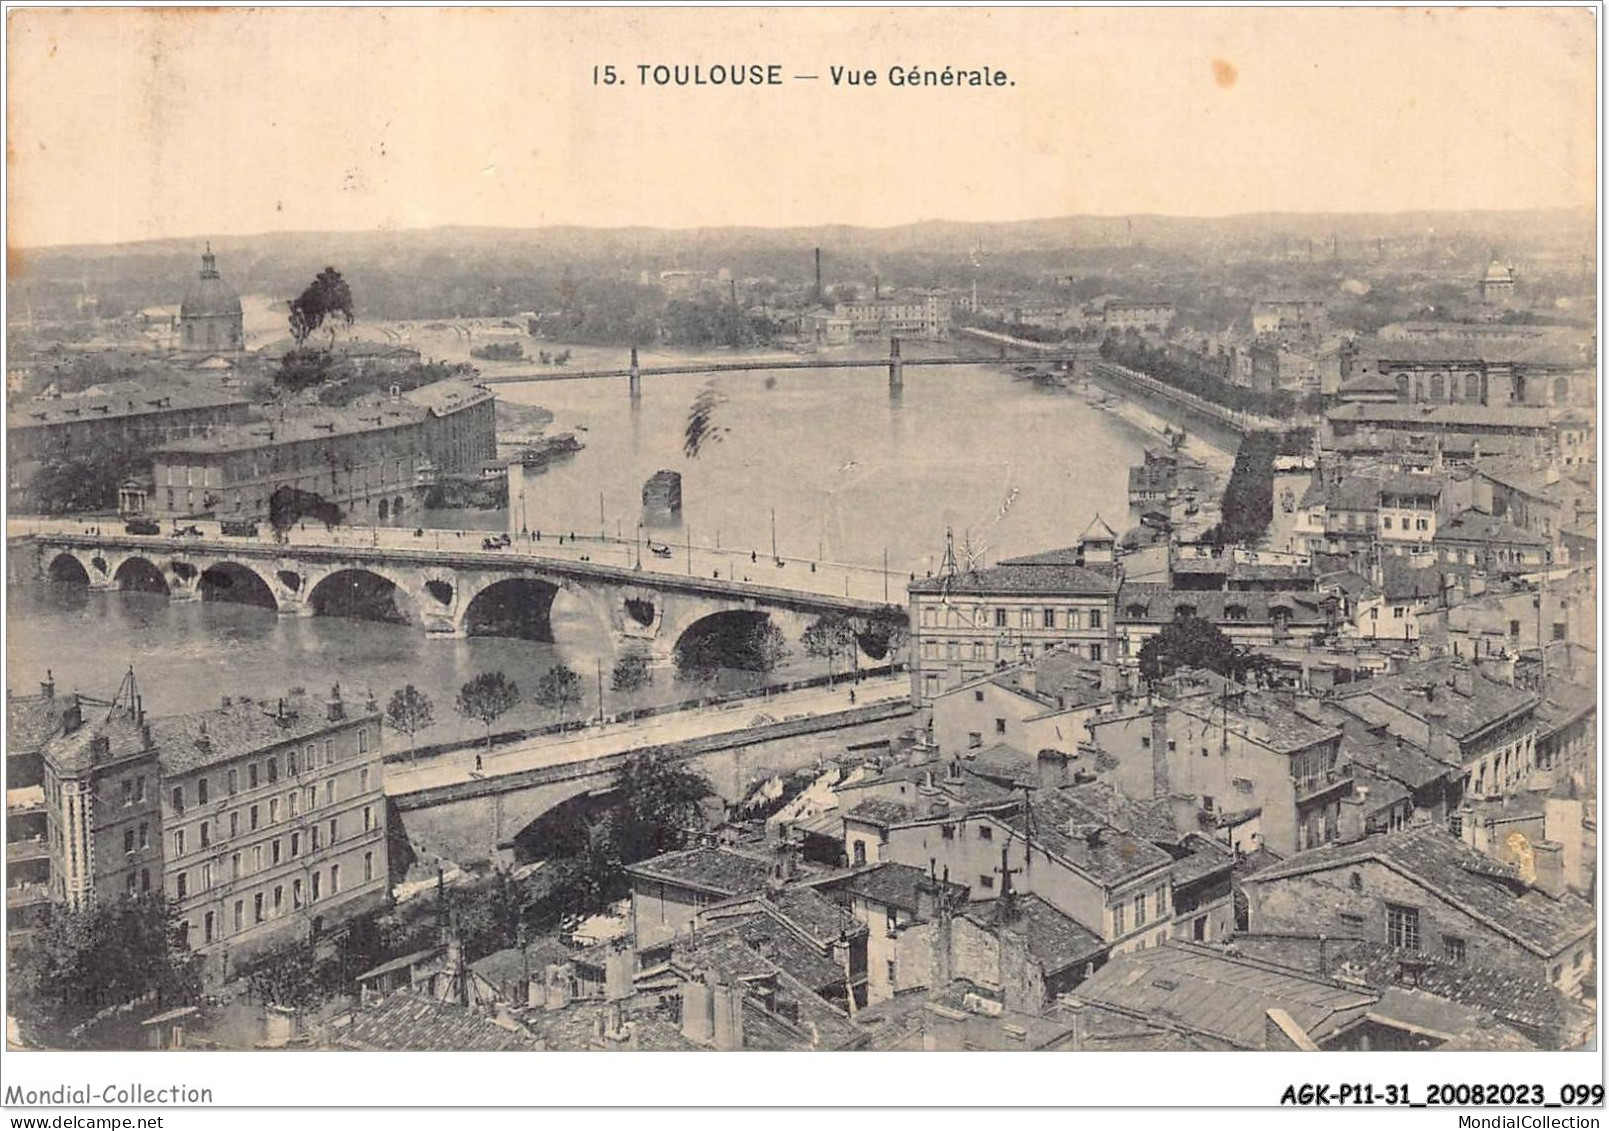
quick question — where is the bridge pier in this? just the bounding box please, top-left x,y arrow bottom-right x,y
628,346 -> 641,400
888,337 -> 903,391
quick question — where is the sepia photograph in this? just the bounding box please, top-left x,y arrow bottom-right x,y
0,2 -> 1602,1110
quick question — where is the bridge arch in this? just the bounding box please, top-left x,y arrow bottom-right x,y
112,556 -> 170,595
198,561 -> 279,610
671,608 -> 792,680
306,567 -> 417,625
457,576 -> 561,641
45,551 -> 91,586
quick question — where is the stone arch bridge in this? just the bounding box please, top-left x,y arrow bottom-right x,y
21,531 -> 903,664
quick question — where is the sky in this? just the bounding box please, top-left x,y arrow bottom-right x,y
5,6 -> 1598,248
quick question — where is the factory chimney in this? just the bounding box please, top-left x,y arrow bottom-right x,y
814,247 -> 823,304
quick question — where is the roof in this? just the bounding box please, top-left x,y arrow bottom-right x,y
1534,678 -> 1596,737
993,789 -> 1173,888
909,562 -> 1118,596
1332,659 -> 1537,744
1169,833 -> 1238,887
844,797 -> 916,827
624,846 -> 774,897
1243,826 -> 1595,957
681,911 -> 848,993
1379,560 -> 1444,603
1299,475 -> 1382,512
398,378 -> 495,417
152,692 -> 373,776
962,894 -> 1108,976
10,385 -> 249,431
1357,333 -> 1585,368
43,706 -> 153,774
834,862 -> 967,913
1076,941 -> 1378,1049
1325,403 -> 1555,429
335,990 -> 540,1051
1117,584 -> 1331,626
154,402 -> 429,454
180,252 -> 242,320
6,691 -> 107,751
1059,780 -> 1183,845
1174,690 -> 1341,755
355,945 -> 445,984
1434,510 -> 1549,548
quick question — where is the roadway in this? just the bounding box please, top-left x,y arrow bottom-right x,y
8,514 -> 912,608
385,671 -> 910,795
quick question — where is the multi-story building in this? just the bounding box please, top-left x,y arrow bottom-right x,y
1100,301 -> 1175,333
809,292 -> 951,343
1115,585 -> 1334,671
1243,825 -> 1594,999
1330,659 -> 1538,808
907,520 -> 1121,703
152,687 -> 390,974
1251,299 -> 1328,338
148,378 -> 496,521
1433,511 -> 1550,583
1088,685 -> 1350,858
39,682 -> 390,979
1376,475 -> 1441,555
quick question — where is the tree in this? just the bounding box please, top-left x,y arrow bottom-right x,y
288,267 -> 355,347
1136,617 -> 1249,686
801,614 -> 857,685
10,894 -> 200,1048
385,685 -> 436,754
534,663 -> 584,725
455,671 -> 521,753
605,750 -> 714,863
610,655 -> 651,695
269,485 -> 343,535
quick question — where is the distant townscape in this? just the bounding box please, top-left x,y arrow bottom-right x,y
5,210 -> 1596,1052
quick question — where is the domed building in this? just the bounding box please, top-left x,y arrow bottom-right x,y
179,244 -> 244,353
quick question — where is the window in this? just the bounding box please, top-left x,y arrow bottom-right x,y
1349,871 -> 1363,892
307,786 -> 317,811
124,828 -> 136,855
358,729 -> 369,755
227,768 -> 238,795
289,792 -> 299,817
1155,885 -> 1167,918
135,776 -> 145,803
199,822 -> 211,848
1134,892 -> 1148,927
852,841 -> 866,867
269,798 -> 280,823
176,872 -> 188,900
328,817 -> 339,844
994,608 -> 1007,628
293,879 -> 304,908
201,862 -> 212,891
288,750 -> 298,776
229,812 -> 239,838
359,768 -> 370,793
364,852 -> 375,883
290,832 -> 300,858
1113,903 -> 1126,935
979,826 -> 993,841
253,845 -> 263,872
197,779 -> 209,805
1382,516 -> 1392,530
248,763 -> 259,788
273,885 -> 284,915
174,829 -> 186,857
312,826 -> 322,851
1019,610 -> 1032,630
232,851 -> 241,880
233,900 -> 244,933
326,779 -> 336,805
330,864 -> 340,894
979,874 -> 994,890
1088,609 -> 1102,630
1141,735 -> 1151,749
126,873 -> 138,896
1202,795 -> 1215,815
1443,936 -> 1466,963
123,779 -> 134,806
1386,904 -> 1420,951
967,732 -> 983,749
1509,619 -> 1522,637
1089,643 -> 1102,663
267,757 -> 279,784
363,805 -> 374,832
171,786 -> 185,815
141,868 -> 151,892
1393,607 -> 1406,619
994,718 -> 1007,736
1043,608 -> 1056,629
1553,623 -> 1567,642
1551,965 -> 1562,983
1416,518 -> 1428,532
254,893 -> 264,923
271,839 -> 282,866
203,911 -> 215,945
250,804 -> 260,830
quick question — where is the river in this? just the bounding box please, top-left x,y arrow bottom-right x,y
8,355 -> 1207,743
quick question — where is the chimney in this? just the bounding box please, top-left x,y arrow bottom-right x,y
326,684 -> 346,723
814,247 -> 823,303
61,695 -> 83,734
1450,665 -> 1475,698
1475,651 -> 1516,686
1423,707 -> 1454,764
947,757 -> 963,782
89,734 -> 111,761
1061,996 -> 1088,1051
1036,748 -> 1071,790
681,976 -> 714,1045
1150,704 -> 1170,799
1532,840 -> 1566,898
712,979 -> 745,1051
40,670 -> 55,699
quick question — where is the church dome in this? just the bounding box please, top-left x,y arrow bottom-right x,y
180,246 -> 243,319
